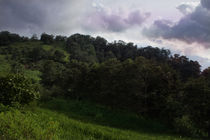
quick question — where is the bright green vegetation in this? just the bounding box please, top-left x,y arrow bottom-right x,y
0,99 -> 194,140
42,44 -> 70,63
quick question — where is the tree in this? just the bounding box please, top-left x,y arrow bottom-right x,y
41,60 -> 66,87
0,31 -> 22,46
40,33 -> 54,44
202,67 -> 210,79
53,50 -> 66,62
170,54 -> 201,81
66,36 -> 97,63
55,35 -> 67,42
137,46 -> 171,62
31,34 -> 38,41
0,31 -> 10,45
30,47 -> 48,62
181,78 -> 210,136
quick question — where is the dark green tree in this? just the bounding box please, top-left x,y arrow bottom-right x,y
170,54 -> 201,81
40,33 -> 54,44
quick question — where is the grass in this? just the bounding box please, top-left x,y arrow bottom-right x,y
41,99 -> 170,134
0,99 -> 197,140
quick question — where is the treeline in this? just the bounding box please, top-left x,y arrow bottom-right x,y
0,31 -> 209,138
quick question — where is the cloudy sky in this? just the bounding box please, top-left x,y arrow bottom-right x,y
0,0 -> 210,68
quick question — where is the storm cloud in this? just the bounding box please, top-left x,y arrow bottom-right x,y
201,0 -> 210,10
0,0 -> 150,35
0,0 -> 91,35
143,0 -> 210,48
83,8 -> 150,32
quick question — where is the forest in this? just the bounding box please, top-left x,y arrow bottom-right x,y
0,31 -> 209,139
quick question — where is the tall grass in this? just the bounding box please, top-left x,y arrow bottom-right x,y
0,99 -> 196,140
0,105 -> 59,140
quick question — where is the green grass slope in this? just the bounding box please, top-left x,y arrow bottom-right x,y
0,99 -> 196,140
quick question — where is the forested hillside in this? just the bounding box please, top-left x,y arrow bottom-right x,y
0,31 -> 209,139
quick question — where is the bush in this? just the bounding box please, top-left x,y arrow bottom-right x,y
0,74 -> 40,105
174,115 -> 202,137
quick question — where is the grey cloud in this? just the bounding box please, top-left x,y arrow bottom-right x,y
143,1 -> 210,48
0,0 -> 150,35
176,3 -> 195,15
83,9 -> 150,32
0,0 -> 46,31
201,0 -> 210,10
0,0 -> 90,36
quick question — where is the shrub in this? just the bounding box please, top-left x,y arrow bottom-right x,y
174,115 -> 202,137
0,74 -> 40,105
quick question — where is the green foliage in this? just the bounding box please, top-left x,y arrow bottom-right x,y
55,35 -> 67,42
23,70 -> 42,83
40,33 -> 54,44
67,42 -> 98,63
29,46 -> 49,62
0,55 -> 11,76
170,54 -> 201,81
137,46 -> 171,62
80,57 -> 179,119
0,74 -> 40,105
42,44 -> 70,63
180,78 -> 210,137
202,67 -> 210,79
0,103 -> 11,112
41,60 -> 66,87
0,31 -> 22,46
174,115 -> 199,136
0,108 -> 59,140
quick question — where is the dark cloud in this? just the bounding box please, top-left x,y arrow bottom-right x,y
201,0 -> 210,10
143,1 -> 210,48
0,0 -> 150,35
83,9 -> 150,32
0,0 -> 88,36
0,0 -> 46,32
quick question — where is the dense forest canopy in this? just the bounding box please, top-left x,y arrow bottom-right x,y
0,31 -> 210,138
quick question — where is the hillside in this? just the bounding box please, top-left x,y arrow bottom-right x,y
0,99 -> 194,140
0,31 -> 209,139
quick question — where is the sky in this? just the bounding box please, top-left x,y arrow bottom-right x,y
0,0 -> 210,69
